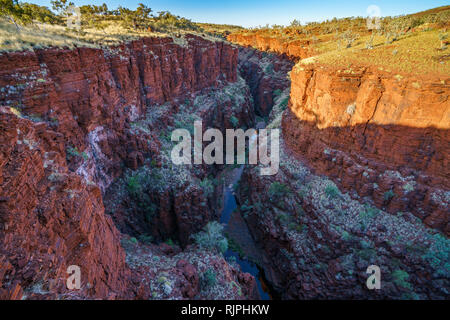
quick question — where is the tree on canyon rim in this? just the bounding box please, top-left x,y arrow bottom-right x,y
0,0 -> 31,29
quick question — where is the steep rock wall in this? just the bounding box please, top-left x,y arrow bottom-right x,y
0,35 -> 244,299
227,35 -> 449,234
0,34 -> 237,191
284,64 -> 449,233
237,47 -> 294,116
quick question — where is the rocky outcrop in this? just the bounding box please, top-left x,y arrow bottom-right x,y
227,33 -> 449,235
284,64 -> 449,234
224,40 -> 449,298
0,108 -> 130,299
122,236 -> 259,300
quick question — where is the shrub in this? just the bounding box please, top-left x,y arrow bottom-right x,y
199,178 -> 214,198
192,221 -> 228,254
268,182 -> 290,199
439,33 -> 448,50
279,97 -> 289,110
422,233 -> 450,277
273,89 -> 282,97
165,238 -> 174,246
384,190 -> 395,201
126,175 -> 141,195
138,234 -> 153,244
325,184 -> 339,199
392,269 -> 412,290
359,206 -> 378,221
230,115 -> 239,128
200,268 -> 216,289
338,30 -> 359,48
0,0 -> 32,28
264,63 -> 274,74
341,231 -> 352,241
277,213 -> 290,224
365,32 -> 375,49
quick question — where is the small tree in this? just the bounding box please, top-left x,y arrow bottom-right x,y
0,0 -> 30,29
340,29 -> 359,48
21,3 -> 59,25
365,32 -> 375,49
200,268 -> 217,289
118,3 -> 151,30
50,0 -> 74,16
290,19 -> 301,27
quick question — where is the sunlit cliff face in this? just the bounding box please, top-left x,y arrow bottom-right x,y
289,64 -> 449,130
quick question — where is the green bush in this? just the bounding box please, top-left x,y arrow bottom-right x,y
192,221 -> 228,254
359,206 -> 378,221
199,178 -> 214,198
341,231 -> 352,241
126,175 -> 141,195
277,213 -> 290,225
230,115 -> 239,128
66,146 -> 88,161
273,89 -> 282,97
392,269 -> 412,290
268,182 -> 290,199
325,184 -> 339,199
138,234 -> 153,244
279,97 -> 289,110
384,190 -> 395,201
422,233 -> 450,277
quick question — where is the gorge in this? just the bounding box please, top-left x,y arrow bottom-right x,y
0,29 -> 448,300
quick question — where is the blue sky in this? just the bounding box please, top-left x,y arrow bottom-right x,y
30,0 -> 449,27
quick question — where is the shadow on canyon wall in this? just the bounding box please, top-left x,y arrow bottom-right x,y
282,108 -> 449,234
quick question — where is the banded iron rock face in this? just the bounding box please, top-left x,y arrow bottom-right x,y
0,35 -> 260,300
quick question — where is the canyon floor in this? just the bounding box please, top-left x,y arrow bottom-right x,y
0,6 -> 449,300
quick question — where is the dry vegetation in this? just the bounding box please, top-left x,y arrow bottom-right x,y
0,17 -> 166,51
196,22 -> 244,38
0,1 -> 243,52
234,6 -> 450,76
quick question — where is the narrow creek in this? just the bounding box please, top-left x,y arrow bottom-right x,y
219,165 -> 276,300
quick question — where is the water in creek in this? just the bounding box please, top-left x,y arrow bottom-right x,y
219,170 -> 275,300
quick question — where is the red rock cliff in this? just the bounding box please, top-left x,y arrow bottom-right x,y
284,63 -> 449,234
0,35 -> 240,299
228,32 -> 449,234
0,34 -> 237,190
